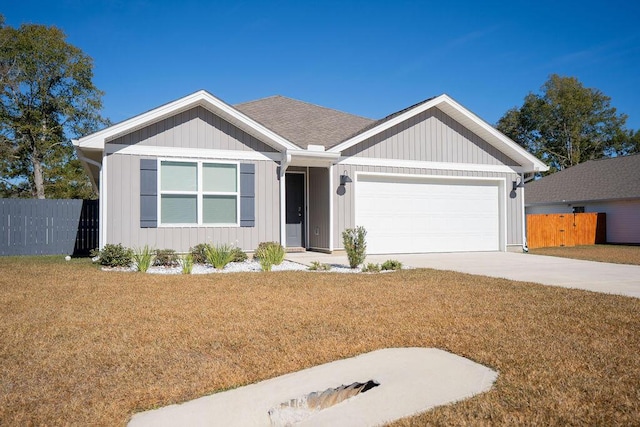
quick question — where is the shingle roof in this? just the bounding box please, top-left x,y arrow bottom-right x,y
339,97 -> 438,142
234,95 -> 375,149
525,154 -> 640,204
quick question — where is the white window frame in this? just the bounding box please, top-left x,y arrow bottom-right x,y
158,158 -> 240,227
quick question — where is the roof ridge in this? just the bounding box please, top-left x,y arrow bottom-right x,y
235,95 -> 373,121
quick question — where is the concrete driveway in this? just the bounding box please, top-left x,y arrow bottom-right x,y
286,251 -> 640,299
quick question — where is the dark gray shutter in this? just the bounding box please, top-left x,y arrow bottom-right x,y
140,159 -> 157,228
240,163 -> 255,227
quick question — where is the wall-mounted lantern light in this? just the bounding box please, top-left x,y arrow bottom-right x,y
512,176 -> 525,192
340,170 -> 353,185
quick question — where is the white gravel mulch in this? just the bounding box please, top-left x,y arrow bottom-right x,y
101,260 -> 364,274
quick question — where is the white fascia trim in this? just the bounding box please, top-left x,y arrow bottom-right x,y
76,90 -> 298,152
286,149 -> 341,167
329,97 -> 445,153
338,156 -> 524,174
330,94 -> 549,173
106,143 -> 281,162
438,95 -> 548,172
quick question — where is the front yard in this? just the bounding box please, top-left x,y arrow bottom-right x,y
0,256 -> 638,426
530,244 -> 640,265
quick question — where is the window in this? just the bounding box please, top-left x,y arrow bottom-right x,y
159,160 -> 239,225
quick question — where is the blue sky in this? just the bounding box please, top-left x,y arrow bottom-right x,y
4,0 -> 640,130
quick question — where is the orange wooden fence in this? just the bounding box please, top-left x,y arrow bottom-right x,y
526,213 -> 606,249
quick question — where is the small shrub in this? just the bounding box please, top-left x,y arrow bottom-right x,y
230,247 -> 248,263
342,226 -> 367,268
381,259 -> 402,271
205,244 -> 235,269
133,245 -> 154,272
254,242 -> 285,265
362,263 -> 380,273
154,249 -> 179,267
96,243 -> 133,267
257,242 -> 286,271
180,254 -> 194,274
190,243 -> 212,264
308,261 -> 331,271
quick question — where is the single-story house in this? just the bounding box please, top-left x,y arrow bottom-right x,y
525,154 -> 640,244
73,90 -> 548,254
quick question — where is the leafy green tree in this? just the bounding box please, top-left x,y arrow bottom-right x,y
497,75 -> 628,173
0,15 -> 107,198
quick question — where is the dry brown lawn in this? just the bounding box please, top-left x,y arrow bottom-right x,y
530,244 -> 640,265
1,256 -> 639,426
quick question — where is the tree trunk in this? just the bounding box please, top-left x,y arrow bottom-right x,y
32,155 -> 45,199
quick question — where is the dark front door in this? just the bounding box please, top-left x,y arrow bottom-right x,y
286,173 -> 305,248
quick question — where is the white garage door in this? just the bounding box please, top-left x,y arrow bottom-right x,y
355,175 -> 501,254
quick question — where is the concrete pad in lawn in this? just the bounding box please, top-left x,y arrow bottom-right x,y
128,348 -> 497,427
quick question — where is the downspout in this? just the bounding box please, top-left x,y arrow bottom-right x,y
520,172 -> 528,253
279,151 -> 291,247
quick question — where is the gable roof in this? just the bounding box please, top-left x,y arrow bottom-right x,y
329,94 -> 549,174
525,154 -> 640,205
234,95 -> 374,149
74,90 -> 299,152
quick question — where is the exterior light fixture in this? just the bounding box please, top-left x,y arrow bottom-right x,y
512,177 -> 525,192
340,170 -> 353,185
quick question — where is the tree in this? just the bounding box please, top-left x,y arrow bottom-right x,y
497,74 -> 628,173
0,16 -> 107,198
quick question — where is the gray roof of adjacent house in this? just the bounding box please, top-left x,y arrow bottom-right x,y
525,154 -> 640,205
234,95 -> 375,149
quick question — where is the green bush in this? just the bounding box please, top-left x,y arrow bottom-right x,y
154,249 -> 179,267
205,244 -> 235,269
253,242 -> 285,264
362,262 -> 380,273
256,242 -> 286,271
342,226 -> 367,268
381,259 -> 402,271
96,243 -> 133,268
190,243 -> 211,264
180,254 -> 194,274
230,247 -> 248,263
308,261 -> 331,271
133,245 -> 154,272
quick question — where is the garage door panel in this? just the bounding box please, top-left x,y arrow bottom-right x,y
356,176 -> 500,254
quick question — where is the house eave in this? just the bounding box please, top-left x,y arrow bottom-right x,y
525,196 -> 640,207
330,94 -> 549,174
285,149 -> 341,167
75,90 -> 299,153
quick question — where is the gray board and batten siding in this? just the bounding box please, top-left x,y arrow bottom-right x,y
342,107 -> 518,166
334,106 -> 524,250
109,106 -> 277,153
0,199 -> 98,256
105,106 -> 281,252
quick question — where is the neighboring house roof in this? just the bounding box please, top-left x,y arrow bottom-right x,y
234,95 -> 374,149
525,154 -> 640,205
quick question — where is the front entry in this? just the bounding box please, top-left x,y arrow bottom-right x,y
285,173 -> 305,248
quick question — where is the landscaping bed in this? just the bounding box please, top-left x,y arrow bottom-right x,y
0,256 -> 638,426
